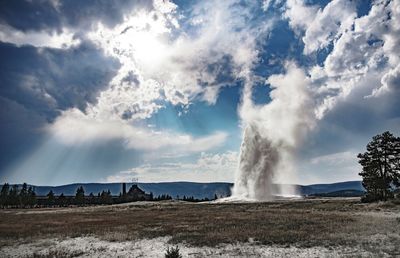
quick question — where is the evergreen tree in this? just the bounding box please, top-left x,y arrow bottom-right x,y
100,190 -> 113,204
75,186 -> 85,205
100,190 -> 106,204
149,192 -> 153,201
19,183 -> 28,207
88,192 -> 95,205
58,193 -> 67,206
27,186 -> 36,207
47,190 -> 55,206
106,190 -> 113,204
0,183 -> 10,207
9,185 -> 18,207
358,131 -> 400,202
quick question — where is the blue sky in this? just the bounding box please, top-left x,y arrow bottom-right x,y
0,0 -> 399,186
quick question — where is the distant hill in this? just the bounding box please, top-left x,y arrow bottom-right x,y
299,181 -> 364,195
22,182 -> 233,200
1,181 -> 365,199
310,189 -> 365,197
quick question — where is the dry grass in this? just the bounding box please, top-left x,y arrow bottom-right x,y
31,248 -> 84,258
0,198 -> 399,253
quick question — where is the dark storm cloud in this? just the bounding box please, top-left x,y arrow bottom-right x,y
0,0 -> 144,178
300,85 -> 400,159
0,0 -> 153,32
61,0 -> 153,30
0,41 -> 120,121
0,40 -> 119,172
0,0 -> 61,32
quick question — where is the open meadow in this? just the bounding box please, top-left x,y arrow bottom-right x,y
0,198 -> 399,257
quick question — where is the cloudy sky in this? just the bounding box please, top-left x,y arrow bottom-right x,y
0,0 -> 399,186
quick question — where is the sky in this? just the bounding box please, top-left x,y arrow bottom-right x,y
0,0 -> 399,186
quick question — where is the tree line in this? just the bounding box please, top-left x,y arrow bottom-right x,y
44,187 -> 117,206
358,131 -> 400,202
0,183 -> 36,208
0,184 -> 176,208
178,194 -> 219,202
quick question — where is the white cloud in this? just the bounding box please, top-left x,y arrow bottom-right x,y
371,64 -> 400,96
283,0 -> 400,118
284,0 -> 318,33
43,0 -> 272,161
85,0 -> 271,122
37,0 -> 275,165
285,0 -> 357,54
262,0 -> 284,11
262,0 -> 274,11
106,151 -> 238,183
0,24 -> 80,49
305,1 -> 356,54
48,108 -> 227,154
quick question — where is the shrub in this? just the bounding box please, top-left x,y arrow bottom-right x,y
165,246 -> 182,258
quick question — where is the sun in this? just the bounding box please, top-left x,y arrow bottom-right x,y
128,30 -> 168,68
89,11 -> 171,72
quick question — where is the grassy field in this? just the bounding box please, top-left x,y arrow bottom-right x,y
1,198 -> 400,257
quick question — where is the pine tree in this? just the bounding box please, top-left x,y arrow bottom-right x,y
88,192 -> 95,205
358,131 -> 400,202
47,190 -> 55,206
75,186 -> 85,205
106,190 -> 112,204
27,186 -> 36,207
100,190 -> 112,204
149,192 -> 153,201
0,183 -> 10,207
58,193 -> 67,206
19,183 -> 29,207
9,185 -> 18,207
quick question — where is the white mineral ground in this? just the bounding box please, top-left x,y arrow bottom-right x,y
0,236 -> 381,258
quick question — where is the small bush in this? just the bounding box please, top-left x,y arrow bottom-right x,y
361,194 -> 379,203
165,246 -> 182,258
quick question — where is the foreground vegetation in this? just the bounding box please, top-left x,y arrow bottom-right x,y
0,182 -> 217,209
358,131 -> 400,202
0,198 -> 399,256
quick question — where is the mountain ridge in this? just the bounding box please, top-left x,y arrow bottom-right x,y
1,181 -> 364,199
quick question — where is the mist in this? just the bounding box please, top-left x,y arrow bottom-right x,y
232,63 -> 315,200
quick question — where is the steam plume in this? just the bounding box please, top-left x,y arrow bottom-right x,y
232,63 -> 315,200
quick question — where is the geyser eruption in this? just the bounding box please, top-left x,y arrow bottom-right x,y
232,63 -> 315,200
234,123 -> 279,200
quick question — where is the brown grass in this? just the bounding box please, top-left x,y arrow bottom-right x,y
0,198 -> 399,253
31,248 -> 84,258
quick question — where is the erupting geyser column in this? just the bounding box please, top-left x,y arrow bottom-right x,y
233,123 -> 279,200
232,63 -> 315,200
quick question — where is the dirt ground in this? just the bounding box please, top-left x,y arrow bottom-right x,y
0,198 -> 399,257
